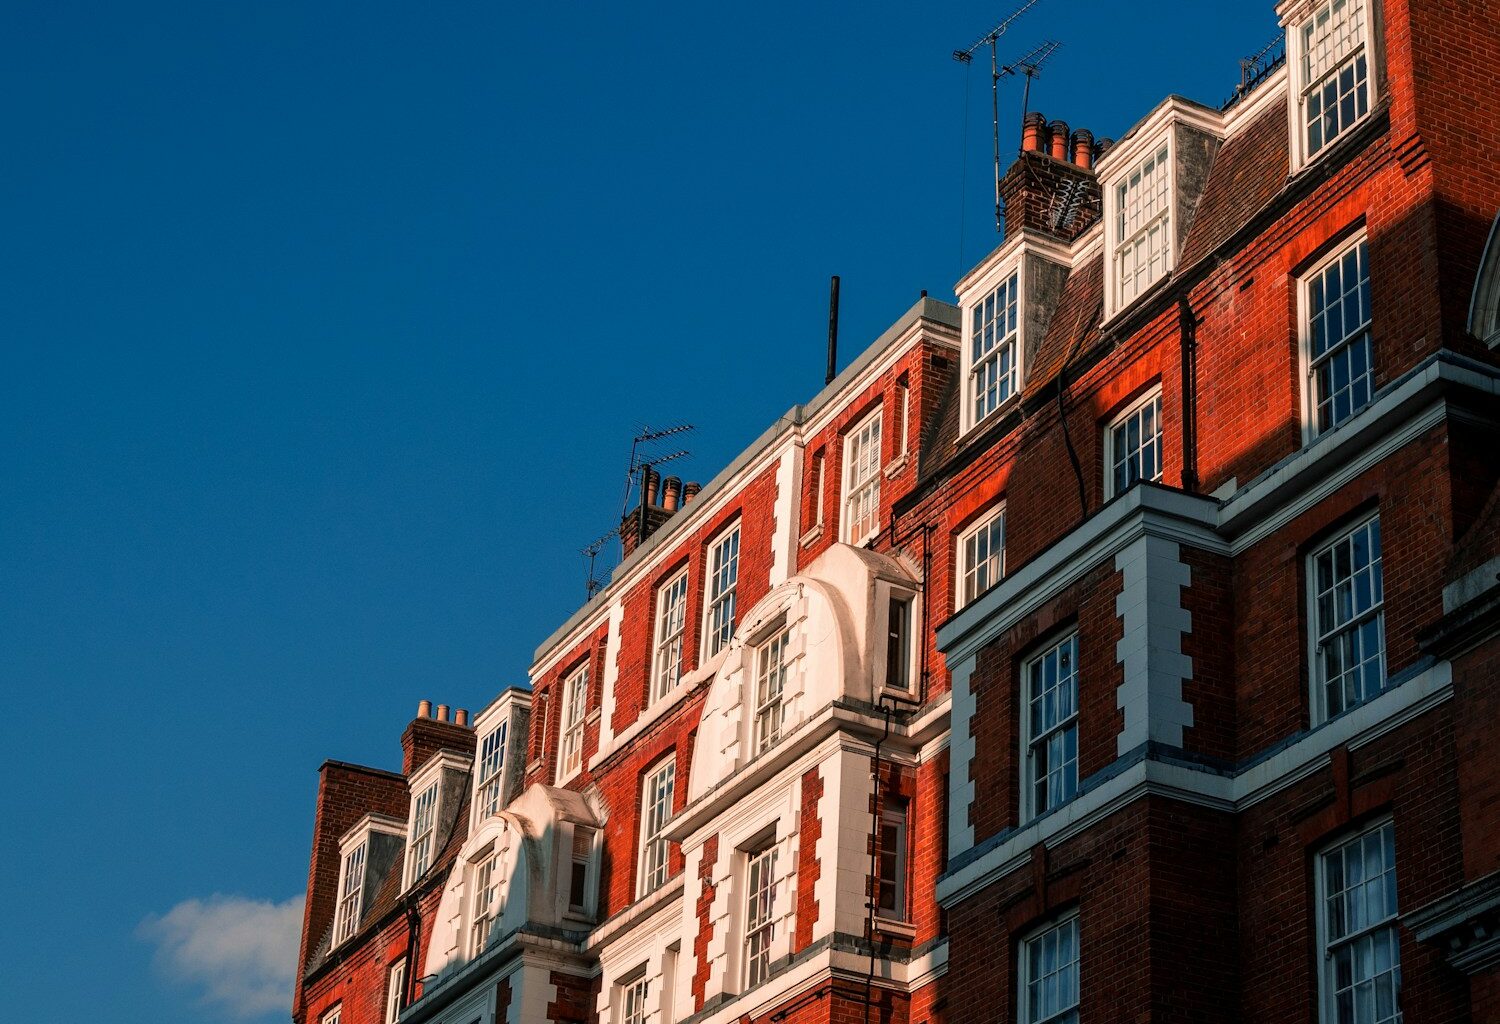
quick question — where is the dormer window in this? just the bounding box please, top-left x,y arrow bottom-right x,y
969,270 -> 1020,427
334,813 -> 404,944
1289,0 -> 1373,168
334,841 -> 366,945
407,783 -> 439,880
1113,141 -> 1172,308
476,721 -> 508,821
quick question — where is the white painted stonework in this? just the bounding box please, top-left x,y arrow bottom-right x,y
1113,534 -> 1195,754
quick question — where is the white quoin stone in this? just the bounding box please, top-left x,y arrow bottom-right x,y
1114,535 -> 1195,753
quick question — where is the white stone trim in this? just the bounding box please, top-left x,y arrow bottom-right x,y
770,447 -> 801,587
1114,535 -> 1194,754
937,660 -> 1452,906
594,598 -> 626,755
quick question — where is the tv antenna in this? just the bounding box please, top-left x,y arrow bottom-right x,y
618,424 -> 695,524
953,3 -> 1054,233
1235,33 -> 1286,99
581,527 -> 620,600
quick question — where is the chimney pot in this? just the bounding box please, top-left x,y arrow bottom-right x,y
1097,137 -> 1115,161
436,703 -> 450,723
418,699 -> 432,719
454,708 -> 469,727
644,468 -> 661,508
662,476 -> 682,511
683,482 -> 701,503
1049,120 -> 1071,162
1022,111 -> 1047,153
1071,129 -> 1095,170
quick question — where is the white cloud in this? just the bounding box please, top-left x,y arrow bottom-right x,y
140,894 -> 305,1019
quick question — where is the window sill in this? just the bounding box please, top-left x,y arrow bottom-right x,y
798,523 -> 824,548
883,454 -> 909,480
873,917 -> 917,941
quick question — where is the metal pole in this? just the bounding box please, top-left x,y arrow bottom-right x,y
992,37 -> 1002,233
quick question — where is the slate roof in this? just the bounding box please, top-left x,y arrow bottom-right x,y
1179,97 -> 1290,269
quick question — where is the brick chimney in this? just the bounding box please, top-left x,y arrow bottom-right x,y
621,471 -> 700,557
401,699 -> 476,775
998,111 -> 1102,243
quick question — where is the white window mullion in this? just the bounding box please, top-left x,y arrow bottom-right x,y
1019,914 -> 1080,1024
1023,633 -> 1080,822
1311,514 -> 1385,722
957,505 -> 1006,608
1317,820 -> 1401,1024
744,847 -> 779,989
753,626 -> 791,754
560,663 -> 589,778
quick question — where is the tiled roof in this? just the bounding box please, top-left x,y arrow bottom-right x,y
1179,97 -> 1290,269
1022,256 -> 1105,401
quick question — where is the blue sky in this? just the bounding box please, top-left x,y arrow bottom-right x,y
1,3 -> 1279,1021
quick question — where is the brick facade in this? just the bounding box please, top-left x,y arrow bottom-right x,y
293,2 -> 1499,1022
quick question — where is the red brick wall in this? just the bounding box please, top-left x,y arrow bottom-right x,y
294,762 -> 409,1023
795,767 -> 824,951
691,834 -> 719,1011
963,563 -> 1123,845
545,970 -> 596,1024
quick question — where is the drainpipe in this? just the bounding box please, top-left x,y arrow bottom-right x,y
864,703 -> 894,1024
1177,295 -> 1201,493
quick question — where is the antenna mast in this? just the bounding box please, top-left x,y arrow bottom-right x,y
952,1 -> 1043,233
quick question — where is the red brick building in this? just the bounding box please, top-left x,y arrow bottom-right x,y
293,1 -> 1500,1022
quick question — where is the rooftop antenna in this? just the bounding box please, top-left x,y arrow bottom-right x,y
1235,33 -> 1286,99
581,527 -> 620,600
953,2 -> 1043,233
1011,39 -> 1062,139
618,424 -> 695,526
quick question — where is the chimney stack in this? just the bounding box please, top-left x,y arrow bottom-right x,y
403,698 -> 477,774
998,112 -> 1102,243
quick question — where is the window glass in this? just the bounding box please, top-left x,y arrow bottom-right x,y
1308,238 -> 1374,434
1313,515 -> 1385,720
1320,821 -> 1400,1024
1021,916 -> 1080,1024
705,527 -> 741,657
1025,634 -> 1080,820
1110,393 -> 1163,496
842,410 -> 884,545
971,272 -> 1020,424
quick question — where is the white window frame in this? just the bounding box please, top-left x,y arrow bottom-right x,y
1021,632 -> 1080,824
322,1006 -> 343,1024
406,783 -> 440,884
1314,818 -> 1401,1024
956,504 -> 1006,609
638,757 -> 677,898
1285,0 -> 1379,172
475,720 -> 508,823
962,267 -> 1023,433
559,662 -> 589,780
875,802 -> 909,921
1308,512 -> 1386,724
1109,139 -> 1174,313
568,825 -> 597,917
743,845 -> 779,989
841,407 -> 884,545
896,378 -> 911,459
752,624 -> 791,754
1017,912 -> 1080,1024
703,524 -> 741,658
617,971 -> 650,1024
1103,388 -> 1164,500
334,840 -> 367,945
651,568 -> 690,704
469,848 -> 502,956
1299,233 -> 1374,441
385,959 -> 407,1024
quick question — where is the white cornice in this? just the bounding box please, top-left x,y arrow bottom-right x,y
937,662 -> 1453,907
339,812 -> 407,853
1095,95 -> 1226,184
955,229 -> 1076,300
1222,62 -> 1290,136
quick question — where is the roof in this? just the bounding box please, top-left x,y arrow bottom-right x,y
1179,97 -> 1290,268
